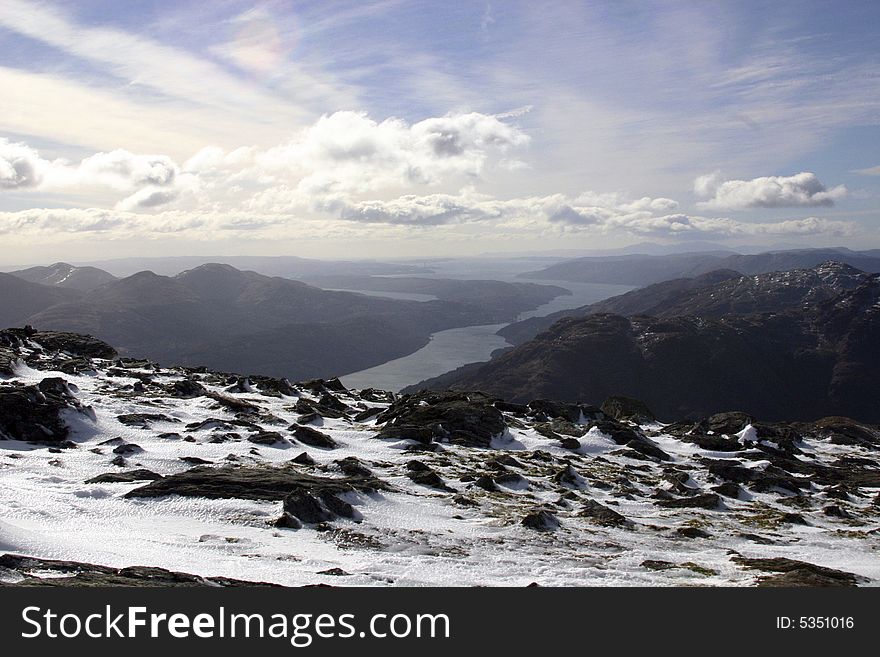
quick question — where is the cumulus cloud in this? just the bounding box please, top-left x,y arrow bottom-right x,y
0,139 -> 183,209
0,138 -> 48,189
695,171 -> 847,209
0,112 -> 859,245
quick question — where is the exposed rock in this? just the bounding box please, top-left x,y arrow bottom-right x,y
86,469 -> 162,483
656,493 -> 721,510
0,378 -> 90,444
167,378 -> 207,399
376,390 -> 506,448
579,499 -> 629,527
125,465 -> 387,501
117,413 -> 177,428
248,431 -> 286,446
290,424 -> 338,449
521,509 -> 561,531
732,556 -> 862,587
0,554 -> 275,587
601,396 -> 654,423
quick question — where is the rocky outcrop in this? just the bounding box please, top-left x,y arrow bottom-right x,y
0,554 -> 276,587
375,390 -> 506,448
0,377 -> 92,444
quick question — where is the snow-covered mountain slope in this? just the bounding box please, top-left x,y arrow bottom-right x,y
1,328 -> 878,587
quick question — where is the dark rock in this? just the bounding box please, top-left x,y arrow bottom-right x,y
712,482 -> 743,499
376,390 -> 506,448
706,459 -> 806,494
167,379 -> 207,399
272,513 -> 302,529
0,378 -> 89,444
676,527 -> 711,539
732,556 -> 861,587
494,472 -> 529,488
822,504 -> 853,519
317,567 -> 351,576
179,456 -> 213,465
336,456 -> 372,477
473,474 -> 499,492
126,465 -> 386,501
453,495 -> 478,507
579,499 -> 629,526
601,396 -> 654,423
779,512 -> 809,525
805,416 -> 880,448
117,413 -> 177,428
590,420 -> 671,461
553,465 -> 583,487
408,469 -> 454,492
251,376 -> 296,398
559,437 -> 581,450
86,469 -> 162,483
521,509 -> 561,531
291,452 -> 315,466
112,443 -> 143,455
318,392 -> 350,413
406,460 -> 432,473
283,491 -> 335,524
247,431 -> 286,446
206,392 -> 259,415
657,493 -> 721,510
353,407 -> 382,422
0,554 -> 274,587
31,331 -> 118,359
290,424 -> 338,449
493,401 -> 529,415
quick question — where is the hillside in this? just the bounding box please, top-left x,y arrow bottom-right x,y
413,265 -> 880,422
22,263 -> 564,380
0,328 -> 877,586
500,261 -> 866,345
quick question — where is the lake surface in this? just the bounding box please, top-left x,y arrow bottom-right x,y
341,280 -> 634,392
324,288 -> 438,302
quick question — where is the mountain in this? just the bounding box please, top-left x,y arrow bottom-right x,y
8,262 -> 117,291
412,265 -> 880,422
1,327 -> 878,586
500,262 -> 866,345
519,247 -> 880,286
20,263 -> 564,380
78,254 -> 429,278
0,273 -> 81,328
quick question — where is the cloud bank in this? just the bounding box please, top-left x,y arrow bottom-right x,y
0,111 -> 857,245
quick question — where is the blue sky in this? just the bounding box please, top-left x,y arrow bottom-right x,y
0,0 -> 878,263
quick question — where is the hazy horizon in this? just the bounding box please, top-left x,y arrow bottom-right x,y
2,1 -> 879,264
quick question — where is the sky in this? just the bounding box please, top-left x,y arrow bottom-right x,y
0,0 -> 879,265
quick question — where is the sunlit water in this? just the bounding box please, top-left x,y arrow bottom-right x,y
341,280 -> 634,392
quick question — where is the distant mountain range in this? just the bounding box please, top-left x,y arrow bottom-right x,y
519,247 -> 880,286
2,262 -> 563,380
410,262 -> 880,423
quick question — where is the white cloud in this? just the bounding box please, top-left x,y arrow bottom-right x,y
695,172 -> 847,210
0,139 -> 185,209
0,139 -> 47,189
